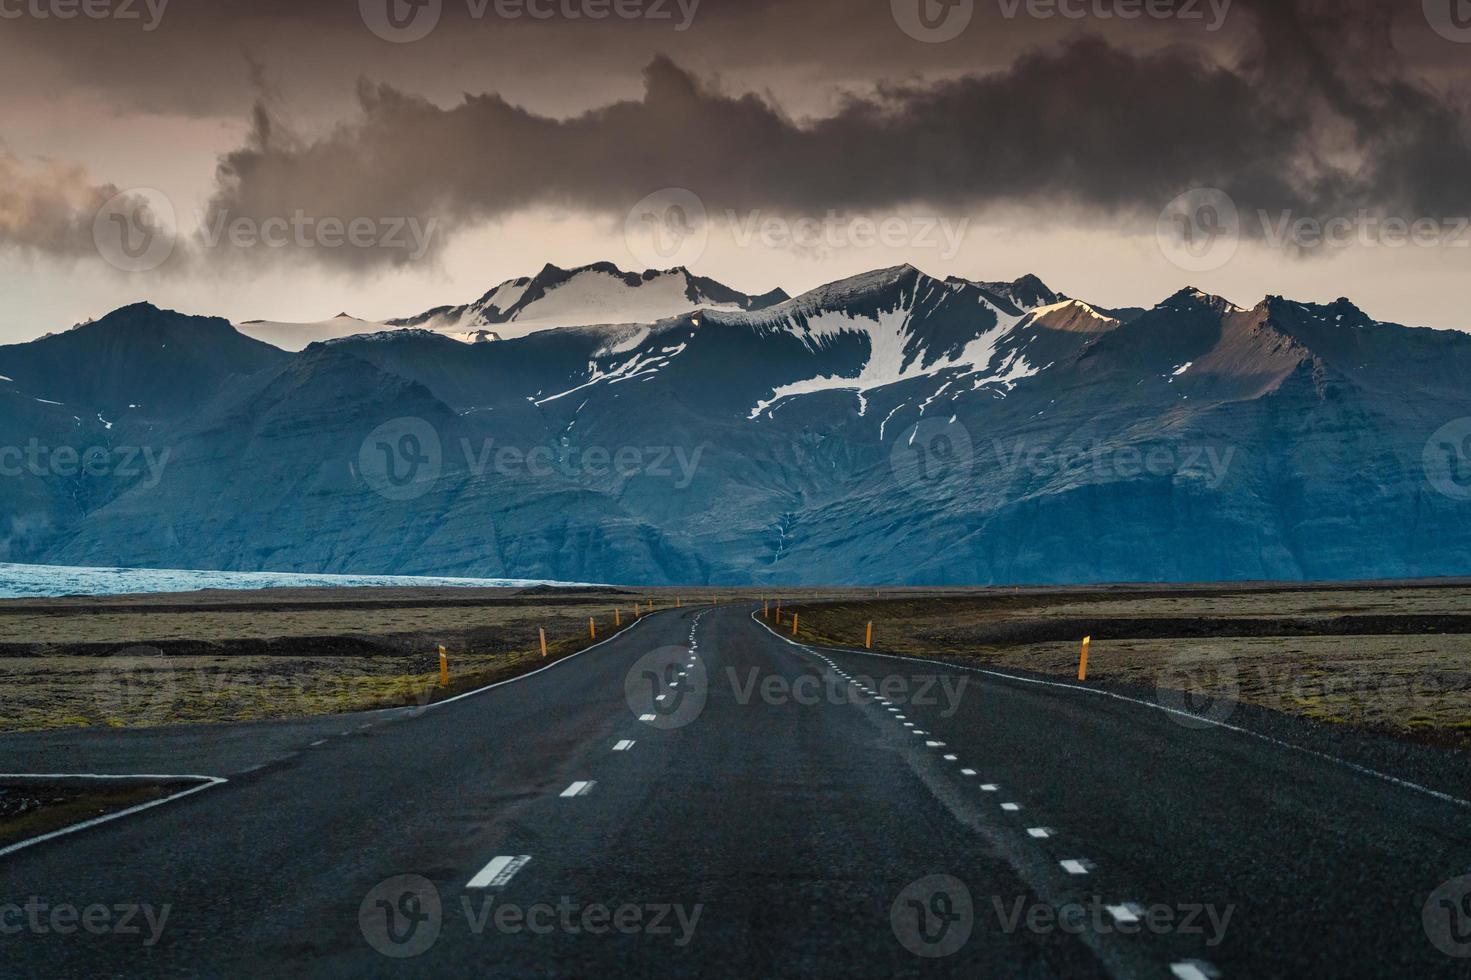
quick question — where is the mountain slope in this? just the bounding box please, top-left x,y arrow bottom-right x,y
9,267 -> 1471,585
0,303 -> 288,420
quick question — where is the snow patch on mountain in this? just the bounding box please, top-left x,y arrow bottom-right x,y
746,283 -> 1033,419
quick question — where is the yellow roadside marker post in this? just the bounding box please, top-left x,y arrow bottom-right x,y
540,628 -> 548,658
1078,636 -> 1091,681
439,645 -> 449,687
792,613 -> 799,636
763,598 -> 769,618
589,617 -> 597,640
677,596 -> 682,608
615,608 -> 621,627
865,621 -> 873,650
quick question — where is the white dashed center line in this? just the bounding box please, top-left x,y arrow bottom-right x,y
1027,827 -> 1053,839
560,781 -> 596,798
1001,802 -> 1021,811
960,768 -> 977,776
1170,961 -> 1219,980
1107,904 -> 1143,925
639,713 -> 656,722
467,854 -> 531,890
1060,859 -> 1090,875
613,740 -> 635,751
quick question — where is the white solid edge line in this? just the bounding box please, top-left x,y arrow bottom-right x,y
748,610 -> 1471,811
0,774 -> 227,860
389,614 -> 653,712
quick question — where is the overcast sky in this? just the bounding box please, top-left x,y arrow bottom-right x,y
2,0 -> 1470,342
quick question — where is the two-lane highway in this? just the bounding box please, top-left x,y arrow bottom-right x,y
1,604 -> 1468,977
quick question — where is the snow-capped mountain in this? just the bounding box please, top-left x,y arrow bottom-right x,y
234,313 -> 393,352
387,261 -> 788,340
4,265 -> 1470,586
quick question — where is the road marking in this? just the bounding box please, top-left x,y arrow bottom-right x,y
309,739 -> 326,747
1027,827 -> 1052,838
560,781 -> 596,798
943,754 -> 958,761
613,740 -> 635,751
1170,962 -> 1218,980
903,722 -> 915,728
895,714 -> 907,720
1001,802 -> 1021,811
467,854 -> 531,890
751,610 -> 1471,812
960,768 -> 976,775
0,774 -> 228,860
926,741 -> 945,747
639,713 -> 656,722
1107,904 -> 1143,925
980,784 -> 999,792
656,694 -> 668,702
1060,859 -> 1089,875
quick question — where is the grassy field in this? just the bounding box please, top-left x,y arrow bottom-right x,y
3,582 -> 1469,743
0,588 -> 753,731
780,587 -> 1471,746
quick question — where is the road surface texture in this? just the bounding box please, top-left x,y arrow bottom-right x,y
2,604 -> 1469,977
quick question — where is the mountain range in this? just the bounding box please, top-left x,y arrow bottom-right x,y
1,260 -> 1468,585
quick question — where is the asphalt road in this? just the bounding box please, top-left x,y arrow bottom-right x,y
2,604 -> 1469,977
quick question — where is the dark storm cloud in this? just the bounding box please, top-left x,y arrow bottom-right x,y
0,151 -> 127,259
6,0 -> 1471,271
198,0 -> 1471,271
